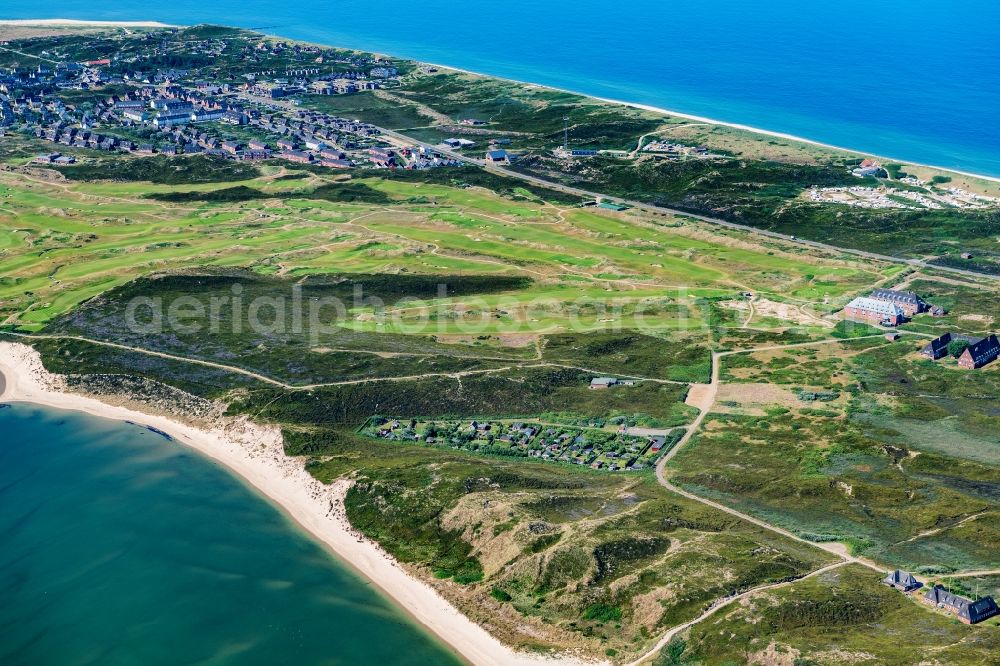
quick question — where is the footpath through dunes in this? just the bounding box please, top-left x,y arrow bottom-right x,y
656,344 -> 897,571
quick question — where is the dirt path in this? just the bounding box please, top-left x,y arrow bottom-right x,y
0,44 -> 60,63
4,332 -> 686,391
631,333 -> 982,663
624,561 -> 848,666
894,510 -> 989,545
371,89 -> 452,125
655,339 -> 905,571
942,568 -> 1000,579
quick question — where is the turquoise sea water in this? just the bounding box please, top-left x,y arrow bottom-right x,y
0,403 -> 462,666
2,0 -> 999,176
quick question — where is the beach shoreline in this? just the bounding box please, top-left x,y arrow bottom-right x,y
0,18 -> 174,27
1,17 -> 998,184
0,341 -> 599,666
413,60 -> 1000,186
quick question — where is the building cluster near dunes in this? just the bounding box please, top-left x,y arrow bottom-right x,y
802,157 -> 1000,210
0,35 -> 463,171
883,570 -> 999,625
843,288 -> 944,327
809,183 -> 1000,211
922,331 -> 1000,369
2,22 -> 1000,666
842,287 -> 1000,369
364,415 -> 680,472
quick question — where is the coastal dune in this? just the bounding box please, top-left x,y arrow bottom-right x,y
0,342 -> 600,666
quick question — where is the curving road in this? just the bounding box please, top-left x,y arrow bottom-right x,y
239,89 -> 999,282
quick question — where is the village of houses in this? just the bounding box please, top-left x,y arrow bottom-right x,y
362,286 -> 1000,478
364,406 -> 681,473
0,30 -> 735,178
17,80 -> 463,171
0,37 -> 466,172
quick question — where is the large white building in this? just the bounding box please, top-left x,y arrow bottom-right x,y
844,296 -> 905,326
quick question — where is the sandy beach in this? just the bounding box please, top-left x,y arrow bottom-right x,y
0,341 -> 600,666
418,61 -> 1000,187
0,19 -> 173,27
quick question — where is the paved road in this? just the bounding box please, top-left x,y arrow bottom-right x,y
231,91 -> 999,283
375,128 -> 1000,283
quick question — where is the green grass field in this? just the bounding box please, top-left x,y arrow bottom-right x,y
670,338 -> 1000,574
0,161 -> 891,335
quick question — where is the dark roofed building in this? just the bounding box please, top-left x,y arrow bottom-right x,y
965,597 -> 1000,624
485,149 -> 509,164
958,334 -> 1000,370
923,585 -> 999,624
882,570 -> 920,592
279,150 -> 313,164
870,288 -> 928,316
921,333 -> 954,360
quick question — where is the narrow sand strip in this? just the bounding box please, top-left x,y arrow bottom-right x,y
0,341 -> 600,666
419,60 -> 1000,185
0,19 -> 174,27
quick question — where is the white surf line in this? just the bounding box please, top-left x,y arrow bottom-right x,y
0,19 -> 175,27
0,341 -> 601,666
402,62 -> 1000,185
5,18 -> 997,183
